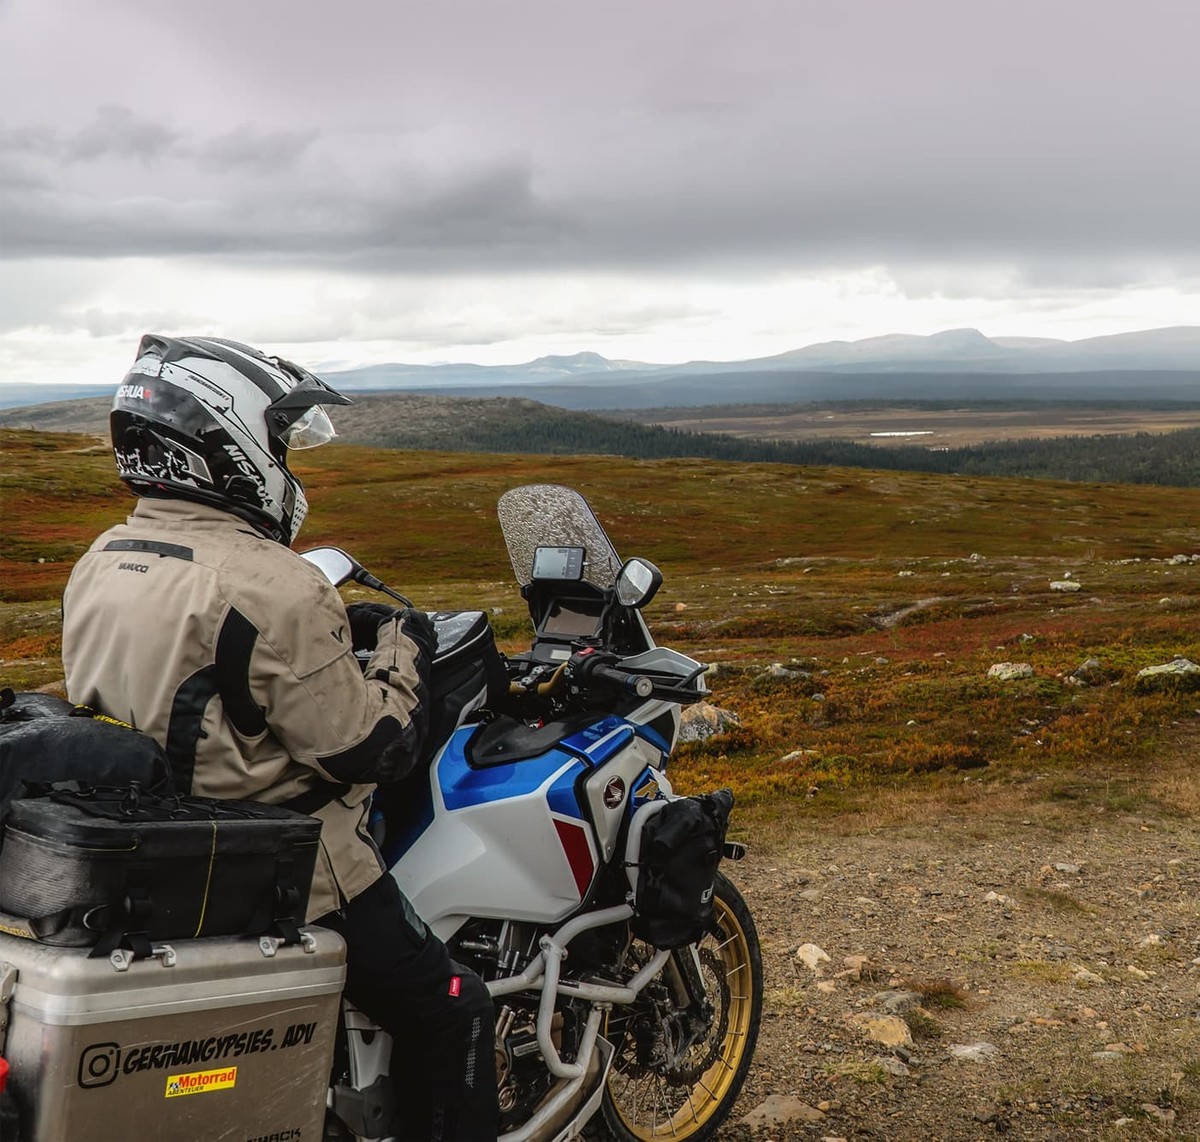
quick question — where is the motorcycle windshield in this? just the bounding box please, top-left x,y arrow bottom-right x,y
498,484 -> 623,590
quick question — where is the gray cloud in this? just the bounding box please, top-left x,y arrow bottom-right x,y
65,105 -> 179,163
0,0 -> 1198,313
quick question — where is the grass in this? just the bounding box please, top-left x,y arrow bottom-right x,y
9,428 -> 1200,811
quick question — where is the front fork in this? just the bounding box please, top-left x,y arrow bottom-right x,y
660,945 -> 715,1060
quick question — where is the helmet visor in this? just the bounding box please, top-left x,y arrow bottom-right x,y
281,404 -> 337,449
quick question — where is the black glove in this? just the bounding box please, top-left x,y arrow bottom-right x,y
346,602 -> 398,652
398,608 -> 438,663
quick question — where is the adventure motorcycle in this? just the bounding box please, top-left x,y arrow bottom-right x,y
0,484 -> 762,1141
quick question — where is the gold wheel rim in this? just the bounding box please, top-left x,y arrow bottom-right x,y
606,895 -> 755,1139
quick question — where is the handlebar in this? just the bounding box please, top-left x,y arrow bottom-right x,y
588,662 -> 654,698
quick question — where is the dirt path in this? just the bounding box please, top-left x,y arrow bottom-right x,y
723,790 -> 1200,1140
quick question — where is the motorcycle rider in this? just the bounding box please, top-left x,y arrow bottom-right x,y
60,334 -> 498,1141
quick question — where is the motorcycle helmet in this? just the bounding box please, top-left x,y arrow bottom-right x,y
110,334 -> 352,544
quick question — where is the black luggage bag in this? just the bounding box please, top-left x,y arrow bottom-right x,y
0,785 -> 321,953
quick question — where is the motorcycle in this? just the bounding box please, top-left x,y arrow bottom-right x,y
0,484 -> 762,1141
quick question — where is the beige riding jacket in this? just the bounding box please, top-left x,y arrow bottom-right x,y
62,498 -> 429,921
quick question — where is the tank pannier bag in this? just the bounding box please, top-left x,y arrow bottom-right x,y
423,610 -> 509,765
0,688 -> 173,829
628,788 -> 734,949
0,786 -> 320,953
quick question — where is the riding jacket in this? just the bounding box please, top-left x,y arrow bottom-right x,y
62,498 -> 430,920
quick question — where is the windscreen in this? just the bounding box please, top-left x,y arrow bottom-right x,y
497,485 -> 622,589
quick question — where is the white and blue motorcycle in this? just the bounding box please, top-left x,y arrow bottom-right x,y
310,484 -> 763,1142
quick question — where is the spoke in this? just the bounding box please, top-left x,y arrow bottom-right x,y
696,1077 -> 718,1100
712,934 -> 738,952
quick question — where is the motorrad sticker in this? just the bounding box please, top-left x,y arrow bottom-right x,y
164,1065 -> 237,1098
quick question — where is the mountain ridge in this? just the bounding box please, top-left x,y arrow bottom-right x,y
3,326 -> 1198,411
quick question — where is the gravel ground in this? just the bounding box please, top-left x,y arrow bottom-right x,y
720,794 -> 1200,1141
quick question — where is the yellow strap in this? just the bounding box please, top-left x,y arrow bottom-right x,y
193,820 -> 218,937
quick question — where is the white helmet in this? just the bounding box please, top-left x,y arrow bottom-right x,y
110,334 -> 352,544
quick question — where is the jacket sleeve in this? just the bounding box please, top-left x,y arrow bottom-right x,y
230,574 -> 433,787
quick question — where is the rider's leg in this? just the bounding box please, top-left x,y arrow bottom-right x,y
324,873 -> 498,1141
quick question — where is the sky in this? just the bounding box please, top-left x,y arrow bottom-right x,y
2,0 -> 1199,386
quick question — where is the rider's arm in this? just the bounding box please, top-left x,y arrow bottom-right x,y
223,563 -> 432,787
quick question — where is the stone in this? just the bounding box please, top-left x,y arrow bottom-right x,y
1054,862 -> 1082,874
1050,579 -> 1082,592
848,1013 -> 913,1047
798,888 -> 823,903
874,1055 -> 911,1077
1135,658 -> 1200,692
987,662 -> 1034,681
796,943 -> 832,970
949,1042 -> 1000,1064
872,989 -> 924,1015
764,662 -> 808,679
740,1096 -> 826,1128
983,890 -> 1012,905
677,701 -> 741,742
1072,968 -> 1105,987
1141,1104 -> 1177,1125
1069,658 -> 1106,686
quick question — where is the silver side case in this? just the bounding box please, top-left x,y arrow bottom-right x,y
2,926 -> 346,1142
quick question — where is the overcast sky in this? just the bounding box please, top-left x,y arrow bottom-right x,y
2,0 -> 1198,385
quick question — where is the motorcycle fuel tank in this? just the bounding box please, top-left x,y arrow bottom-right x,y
395,719 -> 663,939
0,927 -> 345,1142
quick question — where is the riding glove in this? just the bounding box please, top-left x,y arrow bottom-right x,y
346,602 -> 399,651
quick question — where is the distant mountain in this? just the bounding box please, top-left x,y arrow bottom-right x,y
3,327 -> 1198,412
0,383 -> 112,410
319,326 -> 1200,408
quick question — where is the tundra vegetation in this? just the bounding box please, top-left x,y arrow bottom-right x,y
7,428 -> 1200,814
6,428 -> 1200,1136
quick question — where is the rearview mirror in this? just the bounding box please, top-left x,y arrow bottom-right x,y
615,558 -> 663,608
299,546 -> 416,607
301,546 -> 356,586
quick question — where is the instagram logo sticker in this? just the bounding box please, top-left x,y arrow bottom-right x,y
78,1043 -> 121,1089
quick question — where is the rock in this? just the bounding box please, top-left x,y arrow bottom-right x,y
764,662 -> 808,679
872,989 -> 924,1014
1054,862 -> 1082,874
673,601 -> 688,612
1135,658 -> 1200,692
798,888 -> 823,903
949,1042 -> 1000,1064
1072,968 -> 1105,987
874,1055 -> 911,1077
848,1013 -> 913,1047
1141,1104 -> 1177,1125
898,570 -> 915,577
987,663 -> 1033,681
1050,579 -> 1082,592
1068,658 -> 1107,686
983,890 -> 1012,905
740,1095 -> 826,1127
677,701 -> 741,742
796,943 -> 832,970
1138,934 -> 1165,947
816,980 -> 838,994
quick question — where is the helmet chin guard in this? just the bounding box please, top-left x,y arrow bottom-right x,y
110,334 -> 351,544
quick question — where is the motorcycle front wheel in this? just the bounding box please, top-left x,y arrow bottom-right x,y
596,872 -> 763,1140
